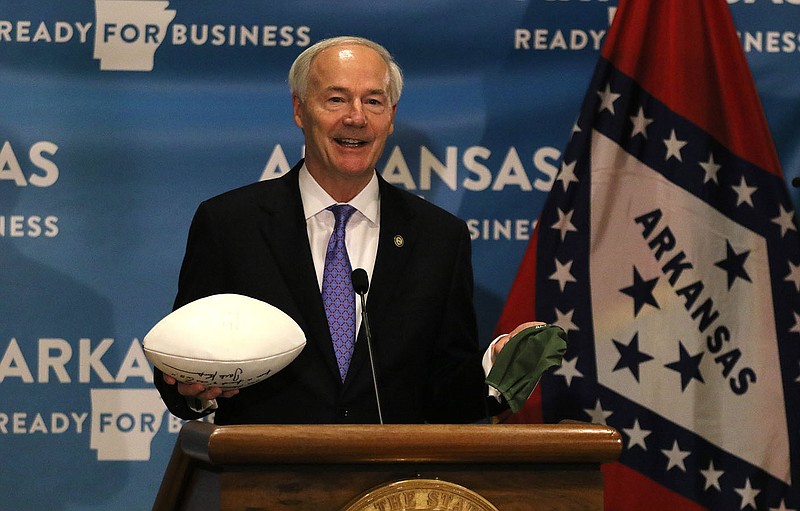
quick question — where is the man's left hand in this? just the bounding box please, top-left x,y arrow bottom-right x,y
491,321 -> 546,362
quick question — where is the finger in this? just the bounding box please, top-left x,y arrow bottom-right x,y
197,387 -> 223,401
494,334 -> 510,351
162,373 -> 177,385
176,382 -> 208,398
494,321 -> 548,361
492,334 -> 511,362
509,321 -> 546,338
193,387 -> 239,401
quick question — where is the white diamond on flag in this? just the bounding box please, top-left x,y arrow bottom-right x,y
589,129 -> 788,482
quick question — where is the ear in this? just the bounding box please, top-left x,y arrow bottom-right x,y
292,94 -> 304,129
388,104 -> 397,136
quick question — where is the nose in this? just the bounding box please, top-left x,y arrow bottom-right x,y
343,101 -> 367,127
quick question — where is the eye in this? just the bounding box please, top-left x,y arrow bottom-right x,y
364,96 -> 387,113
324,96 -> 347,110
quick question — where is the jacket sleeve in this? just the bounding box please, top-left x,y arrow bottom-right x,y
153,202 -> 226,420
424,221 -> 500,423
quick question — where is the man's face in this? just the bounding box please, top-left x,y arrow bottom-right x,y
293,44 -> 396,193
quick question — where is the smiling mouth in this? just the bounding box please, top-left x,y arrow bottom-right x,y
334,138 -> 368,148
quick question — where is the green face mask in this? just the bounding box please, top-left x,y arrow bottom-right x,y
486,324 -> 568,413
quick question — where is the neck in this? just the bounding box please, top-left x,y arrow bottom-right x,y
306,168 -> 374,203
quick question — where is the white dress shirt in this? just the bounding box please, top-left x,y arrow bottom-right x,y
299,164 -> 379,327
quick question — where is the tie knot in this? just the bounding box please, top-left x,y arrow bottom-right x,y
328,204 -> 357,230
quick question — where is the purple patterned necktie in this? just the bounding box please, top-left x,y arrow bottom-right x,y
322,204 -> 357,381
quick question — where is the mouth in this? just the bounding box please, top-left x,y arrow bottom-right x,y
333,137 -> 369,148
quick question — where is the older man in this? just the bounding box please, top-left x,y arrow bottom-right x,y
155,36 -> 534,424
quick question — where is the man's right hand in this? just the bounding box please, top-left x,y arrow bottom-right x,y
162,373 -> 240,400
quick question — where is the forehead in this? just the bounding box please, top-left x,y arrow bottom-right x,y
309,44 -> 390,89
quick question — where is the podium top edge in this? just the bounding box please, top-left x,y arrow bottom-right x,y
179,421 -> 622,466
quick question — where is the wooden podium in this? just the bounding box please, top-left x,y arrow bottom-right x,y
153,420 -> 621,511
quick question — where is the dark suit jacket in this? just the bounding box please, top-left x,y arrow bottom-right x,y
154,161 -> 497,424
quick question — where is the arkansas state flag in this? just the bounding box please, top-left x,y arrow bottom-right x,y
496,0 -> 800,509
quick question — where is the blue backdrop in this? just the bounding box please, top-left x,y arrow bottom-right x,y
1,1 -> 799,509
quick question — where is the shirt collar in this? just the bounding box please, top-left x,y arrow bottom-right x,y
299,164 -> 380,224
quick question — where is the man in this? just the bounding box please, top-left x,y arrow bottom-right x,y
155,36 -> 534,424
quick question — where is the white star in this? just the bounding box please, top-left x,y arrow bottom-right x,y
785,261 -> 800,292
663,129 -> 687,162
622,419 -> 651,451
770,498 -> 797,511
630,107 -> 653,138
557,160 -> 579,191
554,356 -> 583,386
771,204 -> 797,237
554,307 -> 579,333
732,176 -> 758,207
734,478 -> 760,510
597,83 -> 621,114
699,152 -> 722,184
549,258 -> 577,291
661,440 -> 690,472
551,208 -> 578,241
791,312 -> 800,334
584,399 -> 613,425
700,460 -> 724,491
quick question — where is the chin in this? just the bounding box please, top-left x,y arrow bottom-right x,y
334,159 -> 376,177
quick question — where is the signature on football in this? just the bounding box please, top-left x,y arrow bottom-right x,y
163,365 -> 237,386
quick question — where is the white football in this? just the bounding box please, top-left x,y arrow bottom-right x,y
143,294 -> 306,389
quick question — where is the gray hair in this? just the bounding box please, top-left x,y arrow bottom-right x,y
288,36 -> 404,106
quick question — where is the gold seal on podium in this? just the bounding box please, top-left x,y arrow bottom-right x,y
341,479 -> 499,511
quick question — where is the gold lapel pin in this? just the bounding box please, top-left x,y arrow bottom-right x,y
393,235 -> 404,248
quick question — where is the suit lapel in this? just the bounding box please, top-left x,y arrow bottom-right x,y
263,168 -> 418,389
368,177 -> 416,322
345,176 -> 416,387
258,163 -> 343,384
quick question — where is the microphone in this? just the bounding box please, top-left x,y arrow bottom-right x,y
351,268 -> 383,424
352,268 -> 369,295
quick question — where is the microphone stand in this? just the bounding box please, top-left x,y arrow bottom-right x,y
352,269 -> 383,424
358,292 -> 383,424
